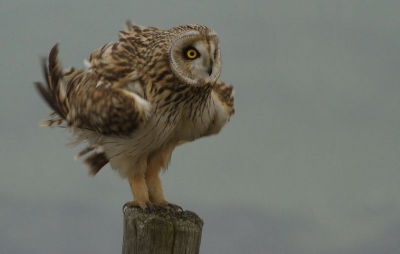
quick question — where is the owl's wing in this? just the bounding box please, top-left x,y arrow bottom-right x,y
35,44 -> 151,137
87,41 -> 139,86
87,21 -> 161,90
67,85 -> 151,137
197,80 -> 235,138
213,80 -> 235,117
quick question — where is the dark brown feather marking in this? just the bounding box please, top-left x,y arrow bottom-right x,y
84,153 -> 109,176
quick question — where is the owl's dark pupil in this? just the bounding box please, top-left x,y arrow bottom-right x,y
190,52 -> 194,56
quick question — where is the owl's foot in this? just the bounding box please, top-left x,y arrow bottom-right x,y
167,203 -> 183,211
152,200 -> 183,211
123,201 -> 155,212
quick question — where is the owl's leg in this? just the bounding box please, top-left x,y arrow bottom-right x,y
126,173 -> 154,210
114,156 -> 153,210
146,166 -> 167,208
146,147 -> 182,211
146,169 -> 182,211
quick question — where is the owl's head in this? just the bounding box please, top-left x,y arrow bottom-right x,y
167,26 -> 221,86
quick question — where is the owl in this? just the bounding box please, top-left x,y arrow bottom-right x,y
35,22 -> 235,210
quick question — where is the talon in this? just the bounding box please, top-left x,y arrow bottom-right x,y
123,202 -> 140,213
146,203 -> 156,212
154,204 -> 170,210
123,201 -> 154,212
167,203 -> 183,211
151,200 -> 183,211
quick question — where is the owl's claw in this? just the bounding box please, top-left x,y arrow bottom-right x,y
146,203 -> 156,212
153,200 -> 183,212
152,202 -> 183,211
123,200 -> 182,213
123,201 -> 156,213
123,202 -> 139,213
167,203 -> 183,211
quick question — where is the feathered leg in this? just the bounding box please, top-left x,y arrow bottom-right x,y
146,147 -> 182,210
126,173 -> 154,210
146,164 -> 167,207
122,157 -> 154,210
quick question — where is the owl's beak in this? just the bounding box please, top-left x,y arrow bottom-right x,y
207,67 -> 213,76
207,60 -> 213,76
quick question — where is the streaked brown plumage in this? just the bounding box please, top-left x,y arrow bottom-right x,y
35,22 -> 234,209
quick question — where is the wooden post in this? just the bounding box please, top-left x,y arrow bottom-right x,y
122,207 -> 204,254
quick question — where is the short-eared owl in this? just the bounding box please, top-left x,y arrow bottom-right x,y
35,22 -> 235,210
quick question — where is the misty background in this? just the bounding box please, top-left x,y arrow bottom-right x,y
1,0 -> 399,253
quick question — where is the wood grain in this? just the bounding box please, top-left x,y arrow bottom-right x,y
122,207 -> 203,254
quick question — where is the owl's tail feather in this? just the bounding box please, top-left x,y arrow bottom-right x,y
35,43 -> 70,126
35,45 -> 109,175
83,152 -> 109,176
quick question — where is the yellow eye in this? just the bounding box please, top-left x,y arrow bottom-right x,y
186,49 -> 198,59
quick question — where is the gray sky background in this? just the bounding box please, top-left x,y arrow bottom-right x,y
1,0 -> 399,253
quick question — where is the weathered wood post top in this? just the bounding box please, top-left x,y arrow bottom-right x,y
122,207 -> 204,254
